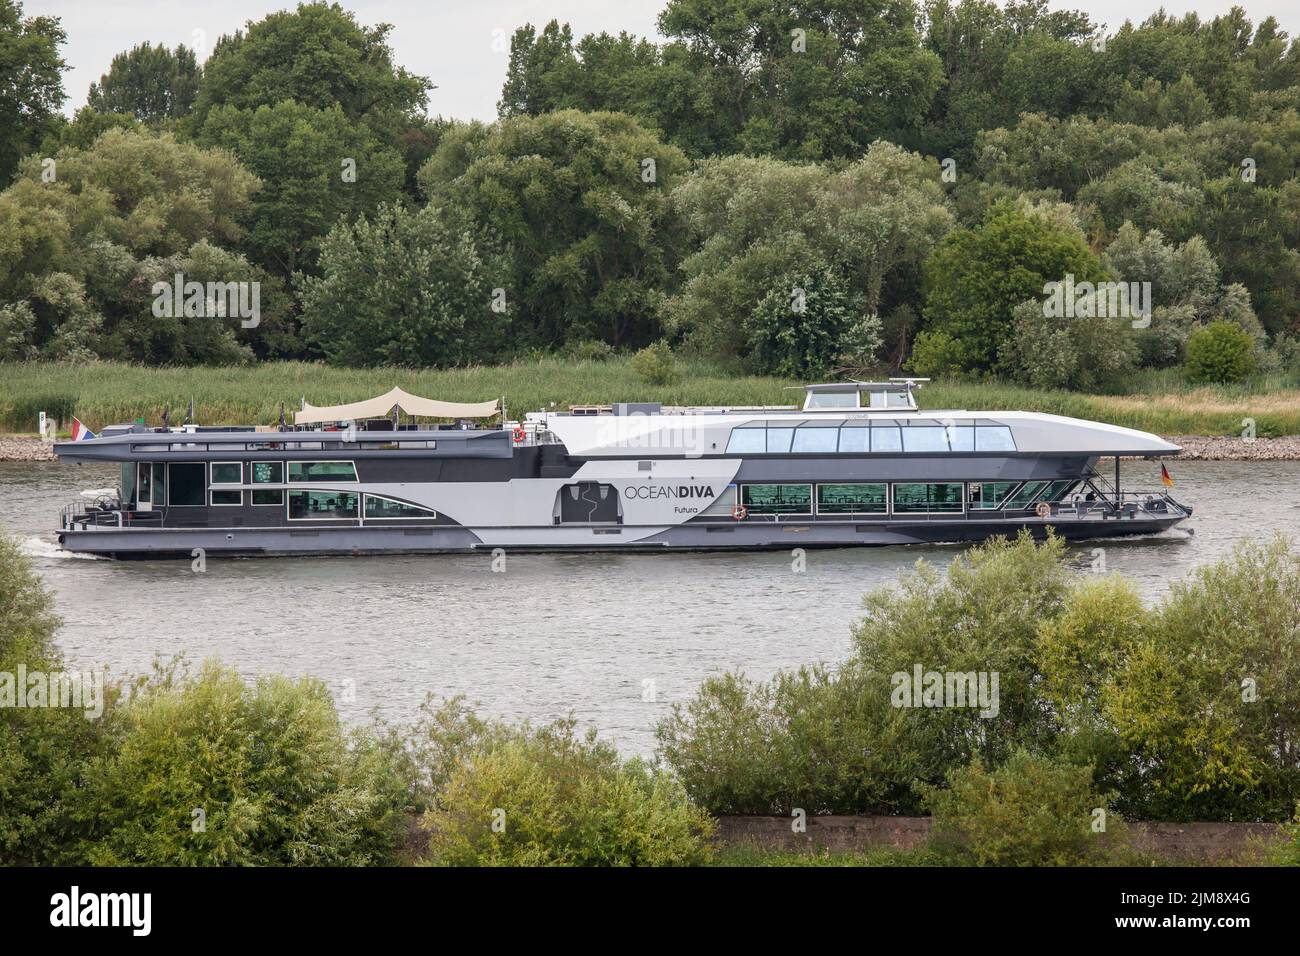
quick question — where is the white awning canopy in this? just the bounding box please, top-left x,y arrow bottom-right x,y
294,387 -> 500,425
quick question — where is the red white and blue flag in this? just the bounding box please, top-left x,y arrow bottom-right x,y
70,417 -> 96,441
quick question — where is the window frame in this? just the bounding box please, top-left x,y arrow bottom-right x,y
725,427 -> 767,455
969,481 -> 1021,511
890,482 -> 966,514
363,494 -> 438,521
815,482 -> 888,515
209,461 -> 243,507
250,461 -> 284,507
791,424 -> 841,454
740,483 -> 813,516
1003,480 -> 1050,510
287,489 -> 360,521
287,460 -> 359,483
167,462 -> 206,507
901,426 -> 949,453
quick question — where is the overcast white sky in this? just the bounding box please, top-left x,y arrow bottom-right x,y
32,1 -> 1300,122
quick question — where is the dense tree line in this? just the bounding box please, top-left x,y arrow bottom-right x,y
1,0 -> 1299,386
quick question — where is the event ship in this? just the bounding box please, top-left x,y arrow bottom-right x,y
53,381 -> 1191,558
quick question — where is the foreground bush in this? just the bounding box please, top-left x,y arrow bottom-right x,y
76,662 -> 416,866
655,666 -> 914,815
1268,805 -> 1300,866
421,705 -> 713,866
656,532 -> 1300,825
0,535 -> 119,865
922,751 -> 1127,866
1104,538 -> 1300,821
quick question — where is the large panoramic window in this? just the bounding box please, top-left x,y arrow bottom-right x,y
1039,480 -> 1079,503
364,495 -> 437,519
251,461 -> 284,506
765,427 -> 795,453
969,482 -> 1019,510
1003,481 -> 1050,509
892,483 -> 964,513
816,483 -> 887,514
945,424 -> 975,452
168,463 -> 205,506
975,426 -> 1016,451
791,425 -> 840,453
288,490 -> 358,520
741,484 -> 812,514
901,426 -> 948,453
871,425 -> 902,452
837,426 -> 870,453
210,461 -> 242,506
288,461 -> 358,482
726,428 -> 766,454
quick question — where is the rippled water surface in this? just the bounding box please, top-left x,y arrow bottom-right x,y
2,457 -> 1296,754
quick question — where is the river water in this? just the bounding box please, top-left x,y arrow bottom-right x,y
1,458 -> 1295,755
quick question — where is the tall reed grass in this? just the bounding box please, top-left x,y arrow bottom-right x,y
2,359 -> 1297,435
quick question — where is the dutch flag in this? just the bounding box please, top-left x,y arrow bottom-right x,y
70,417 -> 96,441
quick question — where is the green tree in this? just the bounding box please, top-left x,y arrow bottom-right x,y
0,127 -> 292,363
656,0 -> 943,159
0,0 -> 67,186
747,267 -> 881,377
922,201 -> 1108,371
418,110 -> 688,349
499,21 -> 580,117
920,0 -> 1103,164
198,100 -> 404,276
1184,319 -> 1257,384
666,144 -> 950,362
191,1 -> 428,142
86,42 -> 201,123
297,203 -> 501,367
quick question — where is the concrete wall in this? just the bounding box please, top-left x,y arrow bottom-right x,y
715,815 -> 1284,863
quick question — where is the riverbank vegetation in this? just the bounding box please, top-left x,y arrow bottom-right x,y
3,1 -> 1300,391
657,533 -> 1300,828
3,530 -> 1299,866
7,358 -> 1300,437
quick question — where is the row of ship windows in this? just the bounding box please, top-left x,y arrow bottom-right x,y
725,424 -> 1017,455
126,461 -> 432,519
739,480 -> 1079,515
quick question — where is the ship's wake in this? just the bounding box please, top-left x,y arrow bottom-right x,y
19,535 -> 105,560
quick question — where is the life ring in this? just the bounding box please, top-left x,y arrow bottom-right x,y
731,504 -> 748,521
511,426 -> 526,443
1035,501 -> 1052,518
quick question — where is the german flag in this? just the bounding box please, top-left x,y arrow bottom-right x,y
1160,464 -> 1174,488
